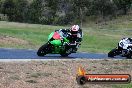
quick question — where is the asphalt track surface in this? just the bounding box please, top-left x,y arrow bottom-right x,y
0,48 -> 124,61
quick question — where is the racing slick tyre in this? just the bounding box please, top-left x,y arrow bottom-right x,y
126,54 -> 132,59
60,48 -> 72,57
37,43 -> 50,56
108,48 -> 119,57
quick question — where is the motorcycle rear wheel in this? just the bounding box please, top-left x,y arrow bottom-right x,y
60,48 -> 72,57
60,53 -> 70,57
126,54 -> 132,59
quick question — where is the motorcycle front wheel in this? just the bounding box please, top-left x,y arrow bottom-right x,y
37,43 -> 50,56
108,48 -> 119,57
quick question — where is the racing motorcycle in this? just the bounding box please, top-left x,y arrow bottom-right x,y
108,44 -> 132,58
37,31 -> 81,57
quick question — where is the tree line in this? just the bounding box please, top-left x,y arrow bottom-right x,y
0,0 -> 132,25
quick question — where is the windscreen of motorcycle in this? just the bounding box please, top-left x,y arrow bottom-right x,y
53,32 -> 62,40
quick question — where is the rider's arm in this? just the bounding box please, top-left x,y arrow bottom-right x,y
76,29 -> 83,42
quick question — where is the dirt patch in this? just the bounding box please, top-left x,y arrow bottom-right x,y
0,35 -> 29,45
0,59 -> 131,88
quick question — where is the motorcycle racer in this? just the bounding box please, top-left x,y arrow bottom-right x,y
56,25 -> 83,43
108,37 -> 132,58
55,25 -> 83,52
118,38 -> 132,50
69,25 -> 83,43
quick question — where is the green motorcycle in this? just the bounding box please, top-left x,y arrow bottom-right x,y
37,30 -> 81,57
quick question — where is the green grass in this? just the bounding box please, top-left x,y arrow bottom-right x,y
0,15 -> 132,53
112,83 -> 132,88
0,21 -> 64,49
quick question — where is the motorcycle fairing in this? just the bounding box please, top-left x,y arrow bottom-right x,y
53,32 -> 62,40
50,40 -> 62,46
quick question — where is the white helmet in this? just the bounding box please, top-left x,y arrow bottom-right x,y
71,25 -> 80,32
70,25 -> 80,38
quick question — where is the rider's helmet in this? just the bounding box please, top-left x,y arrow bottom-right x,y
70,25 -> 80,36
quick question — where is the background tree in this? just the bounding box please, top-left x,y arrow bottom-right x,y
0,0 -> 3,13
0,0 -> 131,25
2,0 -> 29,22
27,0 -> 43,24
113,0 -> 132,15
91,0 -> 117,18
53,0 -> 75,25
2,0 -> 16,21
15,0 -> 29,22
72,0 -> 88,25
35,0 -> 59,25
